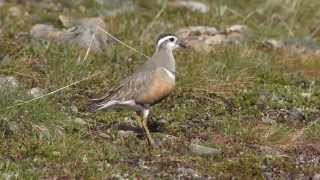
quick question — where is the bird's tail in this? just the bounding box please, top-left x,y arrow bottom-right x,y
86,99 -> 103,112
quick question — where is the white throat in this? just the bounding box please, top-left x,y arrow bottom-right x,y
162,67 -> 175,80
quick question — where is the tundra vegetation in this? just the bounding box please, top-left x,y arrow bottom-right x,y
0,0 -> 320,179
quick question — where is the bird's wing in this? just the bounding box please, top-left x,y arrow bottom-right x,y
88,67 -> 175,112
87,68 -> 156,111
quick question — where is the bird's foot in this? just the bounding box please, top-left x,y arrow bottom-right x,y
146,136 -> 161,149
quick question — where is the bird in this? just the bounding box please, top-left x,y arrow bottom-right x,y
87,33 -> 186,147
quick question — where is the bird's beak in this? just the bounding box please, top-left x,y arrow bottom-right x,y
177,40 -> 187,48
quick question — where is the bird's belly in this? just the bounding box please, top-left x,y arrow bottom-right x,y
137,75 -> 175,105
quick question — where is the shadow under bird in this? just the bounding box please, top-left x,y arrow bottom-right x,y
87,33 -> 186,147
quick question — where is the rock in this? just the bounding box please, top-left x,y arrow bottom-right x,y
176,25 -> 249,52
73,118 -> 87,126
177,26 -> 219,38
261,114 -> 276,124
52,151 -> 61,157
250,145 -> 288,158
263,38 -> 320,56
98,132 -> 110,139
313,174 -> 320,180
59,15 -> 106,29
7,121 -> 19,134
226,25 -> 248,34
0,76 -> 19,92
225,25 -> 249,45
70,104 -> 78,113
95,0 -> 132,7
111,173 -> 130,179
204,34 -> 228,45
263,109 -> 305,123
177,167 -> 200,178
263,39 -> 284,49
32,124 -> 50,139
30,24 -> 61,40
170,0 -> 209,13
138,160 -> 150,170
28,87 -> 44,98
1,172 -> 19,180
285,109 -> 305,122
30,16 -> 112,52
0,0 -> 5,6
157,133 -> 178,144
190,143 -> 221,155
301,92 -> 312,98
94,0 -> 135,16
8,6 -> 22,17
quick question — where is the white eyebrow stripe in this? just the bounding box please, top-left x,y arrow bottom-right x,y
157,36 -> 176,48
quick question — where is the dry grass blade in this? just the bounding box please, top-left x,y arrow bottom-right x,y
97,26 -> 150,59
81,31 -> 96,63
1,72 -> 101,112
140,0 -> 168,44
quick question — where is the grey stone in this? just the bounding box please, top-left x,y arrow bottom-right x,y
28,87 -> 44,98
95,0 -> 132,7
177,26 -> 219,38
0,0 -> 5,6
30,16 -> 112,52
177,167 -> 201,178
263,39 -> 284,49
59,15 -> 106,29
98,132 -> 110,139
190,143 -> 221,155
170,0 -> 209,13
301,92 -> 312,98
225,25 -> 249,45
250,145 -> 288,158
94,0 -> 135,16
8,6 -> 22,17
286,109 -> 305,122
227,25 -> 247,33
0,76 -> 19,92
30,24 -> 60,40
32,124 -> 50,139
2,172 -> 19,180
263,38 -> 320,56
176,25 -> 249,52
73,118 -> 87,126
70,104 -> 78,113
8,121 -> 19,134
313,174 -> 320,180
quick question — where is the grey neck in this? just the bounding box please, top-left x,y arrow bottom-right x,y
144,47 -> 176,74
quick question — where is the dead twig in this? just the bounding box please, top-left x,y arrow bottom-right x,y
98,26 -> 150,59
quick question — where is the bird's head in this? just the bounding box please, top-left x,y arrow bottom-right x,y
156,33 -> 187,51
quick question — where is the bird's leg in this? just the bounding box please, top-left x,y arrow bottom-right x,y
134,112 -> 143,131
142,108 -> 155,147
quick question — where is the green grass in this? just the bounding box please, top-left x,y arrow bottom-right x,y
1,0 -> 320,178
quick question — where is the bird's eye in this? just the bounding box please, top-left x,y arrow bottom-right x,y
169,38 -> 175,42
